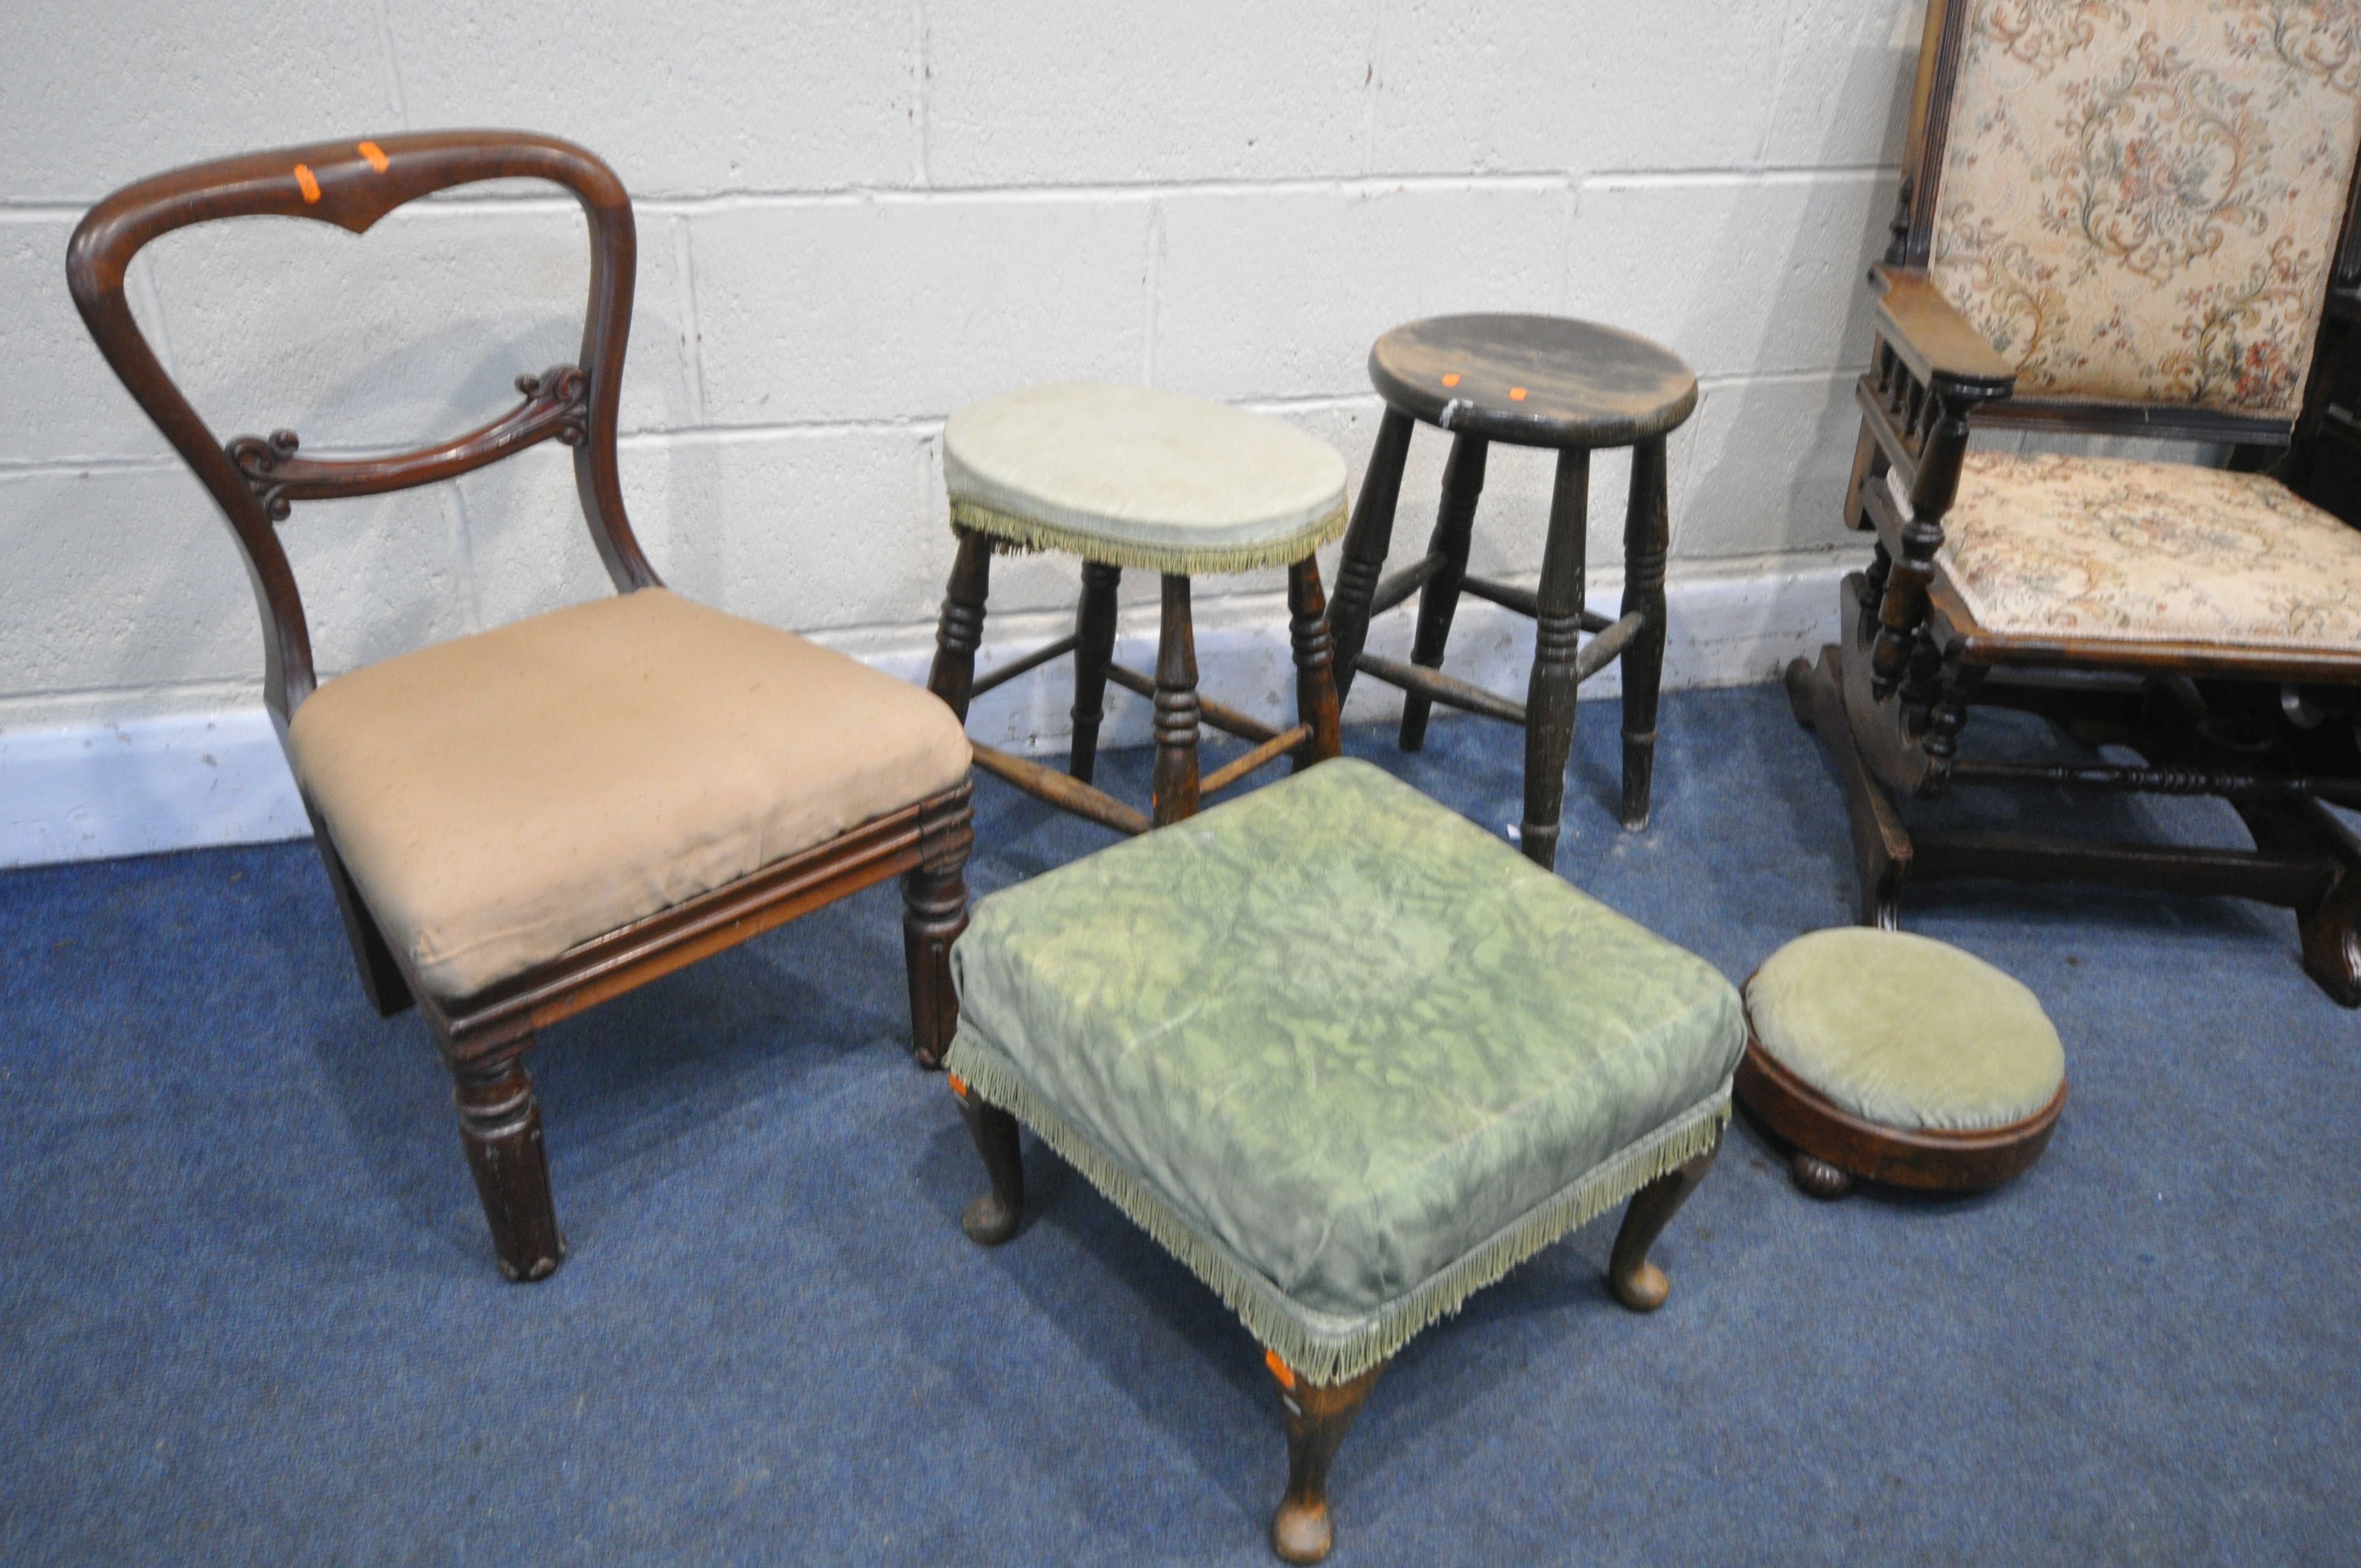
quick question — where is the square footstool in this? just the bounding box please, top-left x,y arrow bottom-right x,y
942,759 -> 1744,1562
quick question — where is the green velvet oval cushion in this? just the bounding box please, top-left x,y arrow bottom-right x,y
1744,928 -> 2064,1133
948,759 -> 1743,1321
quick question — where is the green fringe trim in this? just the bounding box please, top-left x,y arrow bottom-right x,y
949,497 -> 1348,575
945,1030 -> 1731,1387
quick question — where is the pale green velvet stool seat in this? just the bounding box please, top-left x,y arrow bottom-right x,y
943,759 -> 1743,1562
927,382 -> 1351,837
1736,927 -> 2067,1200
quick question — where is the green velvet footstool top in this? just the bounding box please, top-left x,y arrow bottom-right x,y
943,758 -> 1744,1384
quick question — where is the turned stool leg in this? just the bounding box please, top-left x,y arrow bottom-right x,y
449,1041 -> 565,1282
1619,437 -> 1671,830
1287,557 -> 1343,768
1069,560 -> 1122,783
951,1079 -> 1025,1245
1151,574 -> 1203,826
1520,448 -> 1591,871
1326,406 -> 1415,709
928,528 -> 995,722
1607,1144 -> 1718,1312
1266,1353 -> 1384,1564
1400,433 -> 1487,752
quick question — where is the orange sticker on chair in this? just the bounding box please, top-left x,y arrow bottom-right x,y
357,141 -> 389,172
293,164 -> 321,203
1509,386 -> 1528,401
1264,1349 -> 1296,1389
1441,373 -> 1460,388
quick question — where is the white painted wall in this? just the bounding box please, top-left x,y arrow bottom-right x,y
0,0 -> 1929,863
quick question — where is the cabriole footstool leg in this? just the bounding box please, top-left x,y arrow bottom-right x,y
951,1076 -> 1024,1245
1265,1351 -> 1384,1564
1607,1144 -> 1718,1312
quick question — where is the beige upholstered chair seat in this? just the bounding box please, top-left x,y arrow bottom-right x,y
942,381 -> 1349,573
1936,451 -> 2361,654
286,588 -> 972,1001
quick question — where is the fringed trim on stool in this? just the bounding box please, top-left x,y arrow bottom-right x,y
948,498 -> 1348,575
944,1029 -> 1731,1387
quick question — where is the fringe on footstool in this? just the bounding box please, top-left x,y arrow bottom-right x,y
948,498 -> 1348,576
945,1032 -> 1732,1388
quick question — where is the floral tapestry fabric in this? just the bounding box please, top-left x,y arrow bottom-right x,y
1938,450 -> 2361,647
1929,0 -> 2361,417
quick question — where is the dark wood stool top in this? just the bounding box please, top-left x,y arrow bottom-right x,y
1368,314 -> 1696,448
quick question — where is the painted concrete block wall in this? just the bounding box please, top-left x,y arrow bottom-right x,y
0,0 -> 1933,863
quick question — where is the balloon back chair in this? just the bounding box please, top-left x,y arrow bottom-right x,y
1791,0 -> 2361,1003
67,132 -> 976,1280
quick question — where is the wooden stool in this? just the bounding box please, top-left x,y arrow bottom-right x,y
1737,928 -> 2067,1199
1325,314 -> 1698,867
926,382 -> 1347,832
943,760 -> 1742,1561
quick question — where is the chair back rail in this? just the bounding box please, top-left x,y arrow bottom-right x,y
66,130 -> 656,720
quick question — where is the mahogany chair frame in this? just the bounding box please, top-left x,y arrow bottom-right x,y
1792,1 -> 2361,1005
68,132 -> 973,1282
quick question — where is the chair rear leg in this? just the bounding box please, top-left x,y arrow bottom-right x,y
308,813 -> 413,1017
448,1039 -> 565,1282
1400,433 -> 1487,751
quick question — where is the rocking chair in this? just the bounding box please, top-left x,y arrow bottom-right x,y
1792,0 -> 2361,1004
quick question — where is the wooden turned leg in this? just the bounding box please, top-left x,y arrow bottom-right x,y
1607,1144 -> 1717,1312
450,1043 -> 565,1282
1791,1152 -> 1854,1200
1287,556 -> 1343,767
951,1079 -> 1024,1245
1266,1353 -> 1384,1564
901,787 -> 974,1069
1326,406 -> 1415,709
1069,560 -> 1122,784
1618,437 -> 1671,831
928,528 -> 994,722
1520,448 -> 1591,870
1400,432 -> 1487,752
1151,574 -> 1203,826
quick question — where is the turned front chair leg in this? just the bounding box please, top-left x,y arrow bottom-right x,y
1287,556 -> 1343,768
928,527 -> 995,722
1400,432 -> 1487,752
1618,435 -> 1670,831
449,1040 -> 565,1282
1607,1143 -> 1718,1312
951,1079 -> 1024,1245
1266,1353 -> 1385,1565
900,787 -> 974,1069
1151,573 -> 1203,826
1069,559 -> 1122,784
1520,447 -> 1591,871
1327,406 -> 1415,708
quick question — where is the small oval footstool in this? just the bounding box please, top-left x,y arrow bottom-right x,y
941,759 -> 1745,1562
1736,928 -> 2067,1199
926,381 -> 1350,835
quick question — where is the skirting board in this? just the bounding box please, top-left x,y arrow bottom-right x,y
0,557 -> 1854,868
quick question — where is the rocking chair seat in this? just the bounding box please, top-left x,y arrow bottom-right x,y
943,759 -> 1742,1384
287,586 -> 972,1001
1937,452 -> 2361,656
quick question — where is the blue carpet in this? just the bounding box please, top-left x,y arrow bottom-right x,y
4,683 -> 2357,1565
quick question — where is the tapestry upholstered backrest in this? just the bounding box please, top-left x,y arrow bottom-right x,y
1913,0 -> 2361,423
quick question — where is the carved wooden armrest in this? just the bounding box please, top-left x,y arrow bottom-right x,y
1869,267 -> 2016,395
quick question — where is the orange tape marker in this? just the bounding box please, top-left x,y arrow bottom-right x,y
357,141 -> 389,172
1264,1349 -> 1296,1390
293,164 -> 321,203
946,1072 -> 969,1099
1441,372 -> 1460,388
1509,386 -> 1528,401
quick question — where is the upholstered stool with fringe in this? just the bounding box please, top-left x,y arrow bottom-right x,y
942,759 -> 1743,1562
926,382 -> 1348,836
